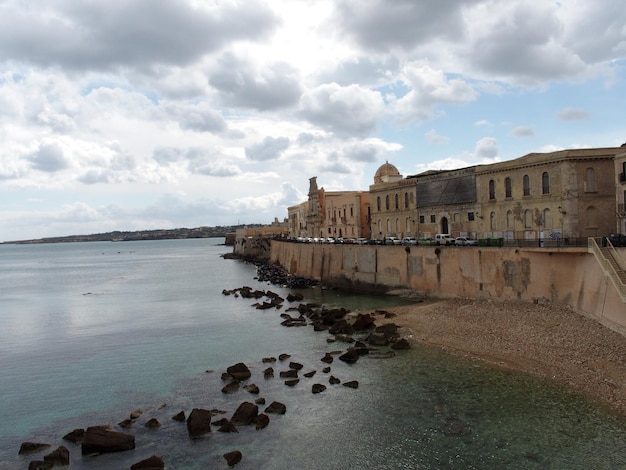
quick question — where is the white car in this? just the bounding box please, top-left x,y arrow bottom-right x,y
455,237 -> 478,246
401,237 -> 418,246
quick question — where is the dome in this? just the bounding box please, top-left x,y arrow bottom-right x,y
374,162 -> 401,184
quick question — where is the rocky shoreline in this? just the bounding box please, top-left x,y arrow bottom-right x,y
378,297 -> 626,418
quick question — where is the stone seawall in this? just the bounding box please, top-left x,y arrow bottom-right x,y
269,240 -> 626,336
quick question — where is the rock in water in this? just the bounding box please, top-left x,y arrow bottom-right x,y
223,450 -> 242,467
230,402 -> 259,426
226,362 -> 251,381
131,455 -> 165,469
43,446 -> 70,466
186,408 -> 212,439
81,427 -> 135,455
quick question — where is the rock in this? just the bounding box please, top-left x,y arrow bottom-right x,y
366,332 -> 389,346
284,378 -> 300,387
144,418 -> 161,429
391,338 -> 411,350
255,397 -> 266,405
278,353 -> 291,361
244,383 -> 260,394
264,401 -> 287,415
226,363 -> 251,381
212,418 -> 230,427
255,414 -> 270,430
279,369 -> 298,378
263,367 -> 274,378
321,353 -> 334,364
231,402 -> 259,426
130,409 -> 143,419
171,411 -> 186,422
118,419 -> 134,428
303,370 -> 316,378
130,455 -> 165,469
186,408 -> 212,439
43,446 -> 70,466
81,427 -> 134,455
289,361 -> 304,370
322,366 -> 331,373
218,421 -> 239,433
262,357 -> 276,363
19,442 -> 51,455
338,349 -> 360,364
223,450 -> 242,467
312,384 -> 327,394
329,376 -> 341,385
352,313 -> 376,331
222,381 -> 240,394
343,380 -> 359,389
62,429 -> 84,443
221,372 -> 234,381
376,323 -> 400,341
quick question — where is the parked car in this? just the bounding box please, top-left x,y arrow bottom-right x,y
605,233 -> 626,247
434,234 -> 455,246
355,237 -> 368,245
368,239 -> 383,245
384,236 -> 402,245
455,236 -> 478,246
418,237 -> 435,246
401,237 -> 418,246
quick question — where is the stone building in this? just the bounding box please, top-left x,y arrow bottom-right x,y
287,176 -> 370,239
370,147 -> 625,242
616,150 -> 626,235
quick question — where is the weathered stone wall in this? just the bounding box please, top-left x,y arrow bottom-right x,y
270,241 -> 626,335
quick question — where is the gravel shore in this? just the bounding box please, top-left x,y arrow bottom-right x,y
379,298 -> 626,417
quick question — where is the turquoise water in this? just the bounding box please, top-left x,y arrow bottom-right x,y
0,239 -> 625,469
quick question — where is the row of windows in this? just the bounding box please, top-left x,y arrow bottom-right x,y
327,206 -> 355,220
376,192 -> 414,211
488,168 -> 597,200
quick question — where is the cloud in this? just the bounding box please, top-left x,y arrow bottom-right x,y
0,0 -> 279,70
425,130 -> 449,144
474,137 -> 499,159
245,136 -> 290,162
27,143 -> 70,172
335,0 -> 472,51
395,61 -> 477,122
557,108 -> 591,120
299,83 -> 385,137
209,53 -> 303,111
510,126 -> 535,137
165,103 -> 227,133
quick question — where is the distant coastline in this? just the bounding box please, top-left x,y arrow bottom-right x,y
1,225 -> 261,245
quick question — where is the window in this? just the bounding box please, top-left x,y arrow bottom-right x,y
377,197 -> 381,211
395,193 -> 399,210
524,209 -> 532,228
419,215 -> 425,223
585,168 -> 596,192
586,206 -> 598,228
385,195 -> 390,210
523,175 -> 530,196
430,214 -> 436,223
395,218 -> 399,232
505,177 -> 512,198
350,207 -> 353,217
404,192 -> 409,209
406,217 -> 411,231
490,212 -> 496,230
468,212 -> 475,221
386,219 -> 391,232
542,172 -> 550,194
543,208 -> 552,229
489,179 -> 495,200
506,210 -> 513,229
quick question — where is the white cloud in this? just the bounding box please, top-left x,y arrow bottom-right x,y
425,130 -> 449,144
245,136 -> 291,162
510,126 -> 535,137
558,108 -> 591,121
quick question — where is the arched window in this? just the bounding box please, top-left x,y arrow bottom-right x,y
404,192 -> 409,208
542,172 -> 550,194
543,208 -> 552,229
523,175 -> 530,196
386,218 -> 391,232
489,179 -> 495,200
385,195 -> 390,210
394,193 -> 399,210
490,211 -> 496,230
395,218 -> 399,232
377,219 -> 382,234
406,217 -> 411,232
506,210 -> 513,229
377,197 -> 381,211
505,177 -> 512,198
585,168 -> 596,192
524,209 -> 532,228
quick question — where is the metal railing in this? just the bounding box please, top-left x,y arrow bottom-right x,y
588,237 -> 626,302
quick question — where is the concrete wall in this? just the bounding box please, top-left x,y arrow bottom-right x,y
270,241 -> 626,335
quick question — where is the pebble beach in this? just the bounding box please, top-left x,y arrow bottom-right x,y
379,298 -> 626,417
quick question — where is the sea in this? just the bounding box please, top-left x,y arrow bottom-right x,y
1,238 -> 625,470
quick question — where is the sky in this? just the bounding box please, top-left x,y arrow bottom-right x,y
1,0 -> 625,242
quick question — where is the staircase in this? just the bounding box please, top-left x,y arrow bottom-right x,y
588,238 -> 626,302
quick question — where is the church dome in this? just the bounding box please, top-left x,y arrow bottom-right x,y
374,162 -> 401,183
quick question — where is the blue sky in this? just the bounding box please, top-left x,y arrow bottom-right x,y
0,0 -> 625,241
